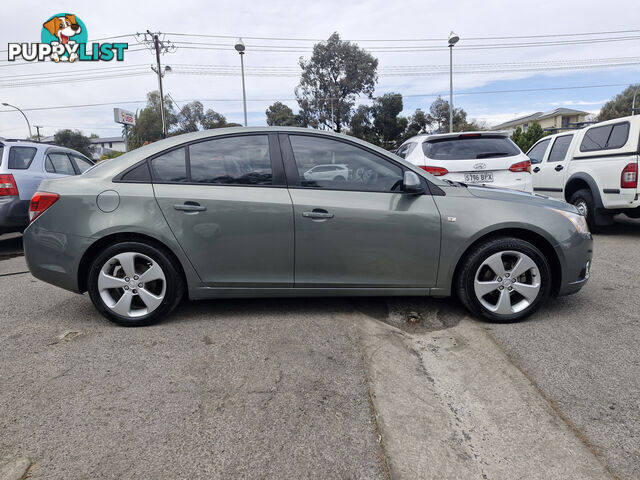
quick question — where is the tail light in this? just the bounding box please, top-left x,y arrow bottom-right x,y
29,191 -> 59,222
509,160 -> 532,173
419,165 -> 449,176
621,163 -> 638,189
0,174 -> 19,196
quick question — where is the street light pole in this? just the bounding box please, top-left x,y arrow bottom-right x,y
235,38 -> 248,127
448,31 -> 459,133
2,102 -> 32,138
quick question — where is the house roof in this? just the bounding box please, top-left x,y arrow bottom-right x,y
491,108 -> 589,130
90,136 -> 124,144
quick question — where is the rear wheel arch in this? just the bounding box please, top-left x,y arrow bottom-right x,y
452,228 -> 562,297
77,232 -> 188,296
564,173 -> 603,208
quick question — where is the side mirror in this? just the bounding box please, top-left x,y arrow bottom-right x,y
402,171 -> 424,194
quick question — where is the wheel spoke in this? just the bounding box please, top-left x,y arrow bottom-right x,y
494,290 -> 513,314
512,282 -> 540,302
511,255 -> 537,278
484,253 -> 506,277
98,271 -> 127,290
115,252 -> 137,278
139,262 -> 165,283
138,288 -> 163,312
474,280 -> 501,297
111,290 -> 133,316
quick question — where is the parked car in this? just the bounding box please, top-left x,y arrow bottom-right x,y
528,115 -> 639,230
24,127 -> 591,327
396,131 -> 533,192
0,140 -> 94,234
303,163 -> 350,182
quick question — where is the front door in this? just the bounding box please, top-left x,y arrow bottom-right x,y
536,134 -> 573,199
281,134 -> 441,288
152,134 -> 294,287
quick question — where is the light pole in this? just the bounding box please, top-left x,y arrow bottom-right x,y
2,102 -> 32,138
448,31 -> 459,133
235,38 -> 248,127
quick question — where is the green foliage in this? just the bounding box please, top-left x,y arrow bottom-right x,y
371,93 -> 408,149
128,91 -> 177,149
427,96 -> 474,133
296,32 -> 378,133
598,84 -> 640,121
99,151 -> 125,161
52,129 -> 94,157
173,101 -> 241,133
510,122 -> 546,152
265,102 -> 301,126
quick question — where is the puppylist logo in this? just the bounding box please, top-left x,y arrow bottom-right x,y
7,13 -> 128,63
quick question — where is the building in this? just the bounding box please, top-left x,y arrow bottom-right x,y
491,108 -> 589,134
90,136 -> 126,160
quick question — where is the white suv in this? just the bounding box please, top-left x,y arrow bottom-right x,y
528,115 -> 639,230
303,164 -> 350,181
396,131 -> 533,192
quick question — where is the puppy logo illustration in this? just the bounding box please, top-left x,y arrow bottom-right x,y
41,13 -> 88,62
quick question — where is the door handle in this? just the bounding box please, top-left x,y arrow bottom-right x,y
174,202 -> 206,212
533,167 -> 540,173
302,209 -> 334,219
554,165 -> 564,172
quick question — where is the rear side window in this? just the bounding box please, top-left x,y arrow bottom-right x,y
150,147 -> 187,182
526,139 -> 551,164
396,143 -> 417,159
422,136 -> 521,160
580,122 -> 630,152
547,135 -> 573,162
46,152 -> 76,175
8,146 -> 37,169
70,154 -> 93,173
120,162 -> 151,182
189,135 -> 272,185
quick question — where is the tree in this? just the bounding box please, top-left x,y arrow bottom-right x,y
349,105 -> 376,144
265,102 -> 301,126
128,91 -> 177,149
296,32 -> 378,133
403,108 -> 429,140
598,84 -> 640,121
371,93 -> 408,149
53,129 -> 94,157
511,122 -> 545,152
427,96 -> 470,133
173,101 -> 241,134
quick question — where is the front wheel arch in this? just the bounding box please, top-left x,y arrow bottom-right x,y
77,232 -> 188,297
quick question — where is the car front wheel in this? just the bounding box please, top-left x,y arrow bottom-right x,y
87,241 -> 184,327
456,237 -> 551,322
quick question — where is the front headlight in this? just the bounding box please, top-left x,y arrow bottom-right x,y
550,208 -> 590,236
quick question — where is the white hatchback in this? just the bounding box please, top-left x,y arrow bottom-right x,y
396,131 -> 533,192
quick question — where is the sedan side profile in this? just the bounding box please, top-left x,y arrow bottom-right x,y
24,127 -> 592,327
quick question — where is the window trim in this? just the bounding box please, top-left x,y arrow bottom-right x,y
546,134 -> 573,163
8,146 -> 38,170
114,132 -> 286,187
579,121 -> 630,153
280,132 -> 429,195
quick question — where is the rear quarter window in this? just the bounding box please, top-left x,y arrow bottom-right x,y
422,136 -> 521,160
580,122 -> 630,152
8,146 -> 37,169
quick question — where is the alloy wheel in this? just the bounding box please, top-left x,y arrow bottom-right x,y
473,250 -> 541,315
98,252 -> 166,318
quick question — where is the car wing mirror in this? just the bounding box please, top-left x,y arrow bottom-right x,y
402,171 -> 424,194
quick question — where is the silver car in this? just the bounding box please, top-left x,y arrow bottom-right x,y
0,139 -> 93,234
24,127 -> 592,326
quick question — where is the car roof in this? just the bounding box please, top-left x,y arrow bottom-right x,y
403,131 -> 510,144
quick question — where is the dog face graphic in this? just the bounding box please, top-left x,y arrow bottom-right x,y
42,15 -> 82,45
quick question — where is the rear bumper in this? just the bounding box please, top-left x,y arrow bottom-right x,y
556,232 -> 593,296
0,196 -> 29,234
23,223 -> 93,293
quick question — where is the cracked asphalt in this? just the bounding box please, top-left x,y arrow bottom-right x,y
0,218 -> 639,479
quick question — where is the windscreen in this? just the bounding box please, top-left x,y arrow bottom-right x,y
422,136 -> 521,160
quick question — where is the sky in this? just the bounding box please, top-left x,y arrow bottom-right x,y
1,0 -> 639,139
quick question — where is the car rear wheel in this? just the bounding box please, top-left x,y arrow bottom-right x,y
87,242 -> 184,327
456,237 -> 550,322
570,189 -> 600,232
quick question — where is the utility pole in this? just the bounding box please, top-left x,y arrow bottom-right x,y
136,31 -> 176,138
34,125 -> 42,142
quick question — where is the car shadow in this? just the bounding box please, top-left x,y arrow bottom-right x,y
0,233 -> 23,259
596,215 -> 640,236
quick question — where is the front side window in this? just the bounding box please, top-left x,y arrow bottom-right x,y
526,139 -> 551,164
150,147 -> 187,182
580,122 -> 630,152
547,135 -> 573,162
189,135 -> 272,185
46,152 -> 75,175
289,135 -> 403,192
423,136 -> 521,160
8,146 -> 37,169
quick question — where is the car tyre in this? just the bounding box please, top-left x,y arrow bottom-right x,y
570,189 -> 601,232
87,241 -> 184,327
456,237 -> 550,322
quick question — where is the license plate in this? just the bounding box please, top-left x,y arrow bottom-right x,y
464,172 -> 494,183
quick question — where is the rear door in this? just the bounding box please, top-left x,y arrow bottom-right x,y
152,133 -> 294,287
535,134 -> 573,198
281,133 -> 441,288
